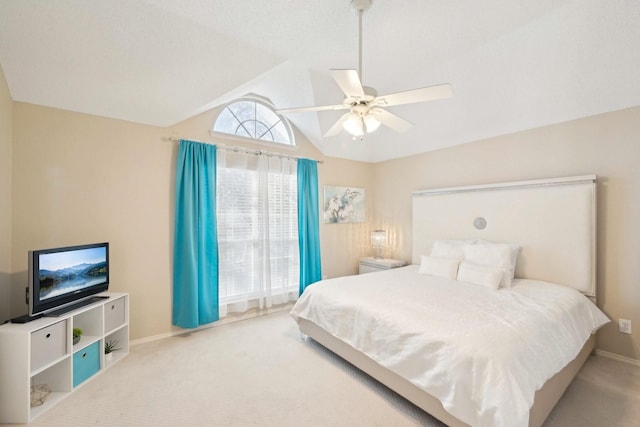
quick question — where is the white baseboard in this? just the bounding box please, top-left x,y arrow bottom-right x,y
595,349 -> 640,367
130,303 -> 293,346
130,330 -> 177,346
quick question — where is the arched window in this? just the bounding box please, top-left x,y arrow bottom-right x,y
212,98 -> 295,146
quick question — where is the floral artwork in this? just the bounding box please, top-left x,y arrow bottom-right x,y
323,186 -> 365,224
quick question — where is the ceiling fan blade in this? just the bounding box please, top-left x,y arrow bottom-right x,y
374,83 -> 453,107
324,112 -> 351,137
277,104 -> 348,114
371,108 -> 413,133
330,69 -> 365,100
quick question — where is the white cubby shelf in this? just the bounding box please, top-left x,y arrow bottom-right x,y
0,292 -> 129,424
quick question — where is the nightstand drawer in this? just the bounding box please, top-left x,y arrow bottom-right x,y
359,264 -> 382,274
359,257 -> 406,274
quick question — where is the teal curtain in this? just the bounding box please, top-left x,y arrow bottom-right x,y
297,159 -> 322,294
173,140 -> 219,328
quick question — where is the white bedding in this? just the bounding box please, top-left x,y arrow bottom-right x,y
290,265 -> 609,427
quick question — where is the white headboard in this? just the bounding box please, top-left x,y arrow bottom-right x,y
412,175 -> 596,296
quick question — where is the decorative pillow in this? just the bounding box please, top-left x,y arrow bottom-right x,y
418,255 -> 460,279
456,261 -> 504,290
464,241 -> 521,288
430,239 -> 475,259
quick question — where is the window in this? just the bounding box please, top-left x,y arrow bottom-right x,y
216,150 -> 299,315
213,98 -> 294,146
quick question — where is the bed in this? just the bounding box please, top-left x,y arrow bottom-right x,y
290,175 -> 609,427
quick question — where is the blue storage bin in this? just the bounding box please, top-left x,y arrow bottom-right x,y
73,341 -> 100,387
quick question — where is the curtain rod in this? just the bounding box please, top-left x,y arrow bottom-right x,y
164,137 -> 323,164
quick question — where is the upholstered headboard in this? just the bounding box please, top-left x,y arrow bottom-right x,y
412,175 -> 596,296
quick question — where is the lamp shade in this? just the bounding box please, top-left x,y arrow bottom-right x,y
371,230 -> 386,245
371,229 -> 386,258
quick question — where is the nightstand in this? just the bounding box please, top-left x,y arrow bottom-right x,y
359,257 -> 407,274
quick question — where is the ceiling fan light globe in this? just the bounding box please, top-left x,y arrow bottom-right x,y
363,113 -> 381,133
343,113 -> 365,136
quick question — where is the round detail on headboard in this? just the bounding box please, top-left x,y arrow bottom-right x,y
474,217 -> 487,230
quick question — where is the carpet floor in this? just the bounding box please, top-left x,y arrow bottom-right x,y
12,310 -> 640,426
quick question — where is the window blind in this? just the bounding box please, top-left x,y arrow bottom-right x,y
216,151 -> 299,313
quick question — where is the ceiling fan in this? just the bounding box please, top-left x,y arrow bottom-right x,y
277,0 -> 453,139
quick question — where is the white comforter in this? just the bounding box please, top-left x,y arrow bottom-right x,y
290,266 -> 609,427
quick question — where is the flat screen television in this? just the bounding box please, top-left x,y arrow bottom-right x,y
28,242 -> 109,317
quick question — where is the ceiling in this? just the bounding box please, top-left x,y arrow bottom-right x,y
0,0 -> 638,163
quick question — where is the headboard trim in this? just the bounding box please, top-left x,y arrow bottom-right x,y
413,175 -> 596,197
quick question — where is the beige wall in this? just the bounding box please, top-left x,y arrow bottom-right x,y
372,106 -> 640,361
12,103 -> 173,339
9,102 -> 372,339
318,157 -> 374,278
8,92 -> 639,361
0,66 -> 12,321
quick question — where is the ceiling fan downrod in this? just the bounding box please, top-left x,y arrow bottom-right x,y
351,0 -> 371,83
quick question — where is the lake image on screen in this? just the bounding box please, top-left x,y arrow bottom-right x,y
39,247 -> 107,300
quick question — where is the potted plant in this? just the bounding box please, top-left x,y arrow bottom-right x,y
72,328 -> 83,345
104,339 -> 120,362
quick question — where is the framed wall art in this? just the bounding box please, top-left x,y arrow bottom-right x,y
323,186 -> 365,224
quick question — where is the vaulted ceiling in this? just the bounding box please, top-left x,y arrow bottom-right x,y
1,0 -> 638,162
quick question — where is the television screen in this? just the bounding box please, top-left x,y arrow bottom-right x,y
29,242 -> 109,317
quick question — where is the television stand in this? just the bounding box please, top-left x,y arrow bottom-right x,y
45,296 -> 110,317
0,292 -> 129,423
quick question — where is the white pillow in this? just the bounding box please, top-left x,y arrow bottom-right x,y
477,240 -> 521,279
457,261 -> 503,290
464,241 -> 521,288
418,255 -> 460,279
430,239 -> 475,259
